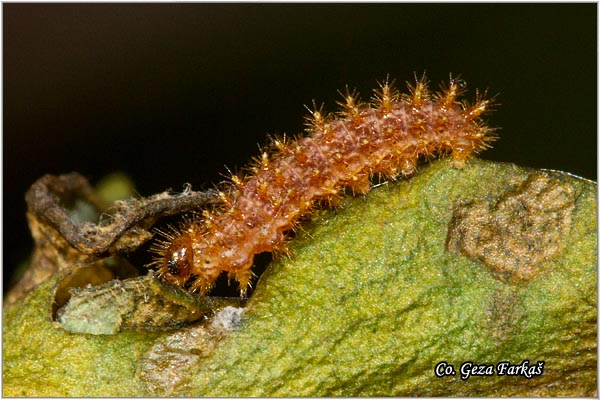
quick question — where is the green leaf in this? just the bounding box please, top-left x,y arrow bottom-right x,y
3,159 -> 596,396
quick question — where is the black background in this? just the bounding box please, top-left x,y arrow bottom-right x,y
4,4 -> 597,292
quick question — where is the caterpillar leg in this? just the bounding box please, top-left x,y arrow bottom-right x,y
450,147 -> 472,169
227,269 -> 254,298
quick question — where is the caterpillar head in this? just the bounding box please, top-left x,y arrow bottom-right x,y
163,235 -> 194,285
149,230 -> 194,287
149,223 -> 224,294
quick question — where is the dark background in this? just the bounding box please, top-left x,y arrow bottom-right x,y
4,4 -> 597,292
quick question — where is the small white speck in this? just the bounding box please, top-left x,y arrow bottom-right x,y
211,306 -> 244,333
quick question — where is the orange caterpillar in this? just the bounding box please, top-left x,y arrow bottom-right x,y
149,75 -> 496,296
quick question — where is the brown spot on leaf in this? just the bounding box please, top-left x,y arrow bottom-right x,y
447,172 -> 577,283
139,306 -> 245,396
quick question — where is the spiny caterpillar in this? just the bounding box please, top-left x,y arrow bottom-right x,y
149,75 -> 497,296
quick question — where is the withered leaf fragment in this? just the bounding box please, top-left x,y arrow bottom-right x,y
25,172 -> 216,256
57,271 -> 243,335
8,172 -> 216,306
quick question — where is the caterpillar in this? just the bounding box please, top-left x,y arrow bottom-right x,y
149,75 -> 497,296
